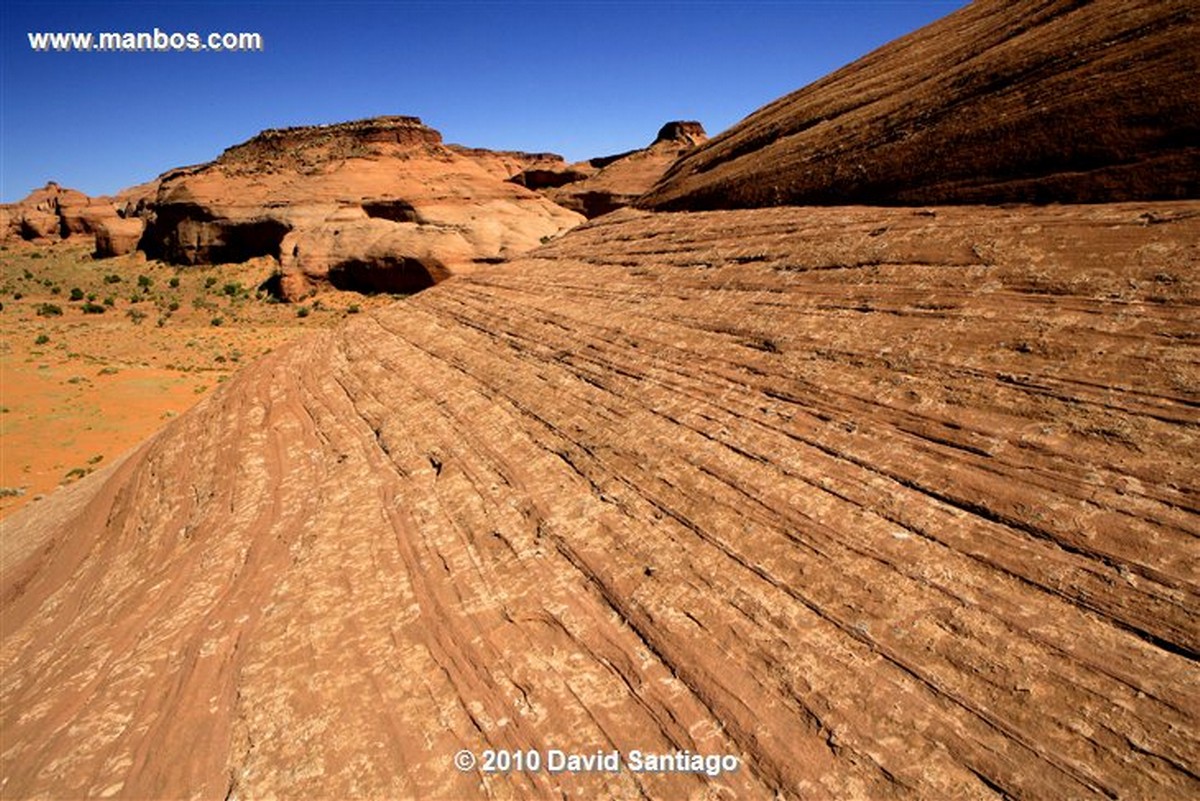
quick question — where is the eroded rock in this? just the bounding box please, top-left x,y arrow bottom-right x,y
641,0 -> 1200,209
140,117 -> 583,296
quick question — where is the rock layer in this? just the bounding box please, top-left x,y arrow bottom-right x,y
137,117 -> 583,299
3,201 -> 1197,799
640,0 -> 1200,210
513,121 -> 708,218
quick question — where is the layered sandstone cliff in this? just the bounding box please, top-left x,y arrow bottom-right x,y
138,116 -> 583,299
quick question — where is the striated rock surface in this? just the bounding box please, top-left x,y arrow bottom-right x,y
640,0 -> 1200,210
138,116 -> 583,299
3,201 -> 1197,799
513,121 -> 708,218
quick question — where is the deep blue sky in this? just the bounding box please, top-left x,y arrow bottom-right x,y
2,1 -> 967,202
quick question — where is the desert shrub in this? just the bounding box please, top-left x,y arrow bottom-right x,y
69,287 -> 84,301
168,300 -> 180,312
347,304 -> 361,314
34,333 -> 49,345
103,274 -> 122,284
12,292 -> 22,300
204,276 -> 217,289
23,270 -> 34,279
29,252 -> 43,260
36,303 -> 63,317
129,293 -> 141,304
210,316 -> 223,326
296,306 -> 310,318
82,302 -> 106,314
137,275 -> 153,291
50,285 -> 61,295
87,293 -> 97,302
126,308 -> 148,324
104,296 -> 115,307
168,276 -> 180,288
222,281 -> 242,297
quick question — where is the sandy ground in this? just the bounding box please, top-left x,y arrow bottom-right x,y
0,240 -> 390,518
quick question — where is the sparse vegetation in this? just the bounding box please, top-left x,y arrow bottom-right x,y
35,334 -> 50,345
82,302 -> 106,314
36,303 -> 63,317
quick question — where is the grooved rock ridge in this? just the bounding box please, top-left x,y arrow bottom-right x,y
640,0 -> 1200,210
2,202 -> 1197,799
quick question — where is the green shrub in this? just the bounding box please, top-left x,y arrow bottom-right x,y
103,274 -> 122,284
347,304 -> 361,314
104,296 -> 115,307
204,276 -> 217,289
36,303 -> 63,317
168,276 -> 180,288
69,287 -> 84,301
168,301 -> 180,312
82,302 -> 106,314
296,306 -> 310,318
137,275 -> 153,291
126,308 -> 148,324
210,316 -> 224,326
34,333 -> 50,345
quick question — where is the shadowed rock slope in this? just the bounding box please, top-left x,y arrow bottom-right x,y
3,201 -> 1197,799
640,0 -> 1199,210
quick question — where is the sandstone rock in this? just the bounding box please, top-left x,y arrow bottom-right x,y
2,201 -> 1197,799
139,116 -> 583,295
526,121 -> 708,218
1,182 -> 126,245
641,0 -> 1200,210
93,216 -> 145,257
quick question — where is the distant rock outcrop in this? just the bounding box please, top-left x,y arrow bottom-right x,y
512,121 -> 708,218
640,0 -> 1200,210
1,182 -> 119,245
137,116 -> 583,299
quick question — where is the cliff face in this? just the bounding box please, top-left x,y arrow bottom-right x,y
135,116 -> 582,298
640,0 -> 1200,210
512,121 -> 709,218
3,201 -> 1197,799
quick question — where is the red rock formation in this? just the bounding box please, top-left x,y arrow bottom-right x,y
93,216 -> 145,258
640,0 -> 1200,210
513,121 -> 708,218
2,201 -> 1197,799
1,182 -> 109,243
137,117 -> 583,299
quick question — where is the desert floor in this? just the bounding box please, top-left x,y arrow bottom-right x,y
0,241 -> 390,518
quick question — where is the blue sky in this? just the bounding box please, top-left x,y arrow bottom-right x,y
2,1 -> 967,202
